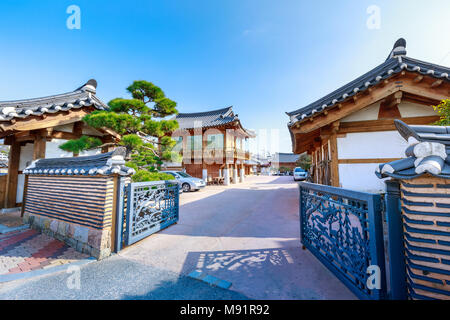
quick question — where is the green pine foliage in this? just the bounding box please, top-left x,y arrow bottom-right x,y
433,99 -> 450,126
132,169 -> 174,182
60,136 -> 102,154
59,80 -> 179,181
296,153 -> 311,170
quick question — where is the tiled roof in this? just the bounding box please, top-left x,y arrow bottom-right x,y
175,107 -> 237,129
175,106 -> 256,137
24,147 -> 135,176
0,79 -> 109,122
273,152 -> 300,163
376,120 -> 450,180
287,39 -> 450,125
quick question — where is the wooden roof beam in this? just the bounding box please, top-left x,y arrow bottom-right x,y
292,81 -> 401,134
0,108 -> 91,132
414,75 -> 424,83
431,79 -> 443,88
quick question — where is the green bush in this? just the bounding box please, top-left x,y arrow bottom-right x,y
131,169 -> 174,182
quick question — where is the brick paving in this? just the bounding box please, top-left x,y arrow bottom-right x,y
0,228 -> 89,275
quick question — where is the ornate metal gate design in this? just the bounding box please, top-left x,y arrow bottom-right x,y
124,180 -> 179,246
299,182 -> 387,300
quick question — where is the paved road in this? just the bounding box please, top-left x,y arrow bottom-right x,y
0,176 -> 355,300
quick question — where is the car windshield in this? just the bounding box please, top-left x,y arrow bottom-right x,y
294,168 -> 305,172
177,172 -> 191,178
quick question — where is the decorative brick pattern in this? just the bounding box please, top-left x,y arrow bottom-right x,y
0,228 -> 89,275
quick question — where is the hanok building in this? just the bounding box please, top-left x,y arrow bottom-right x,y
286,38 -> 450,193
0,79 -> 119,209
172,106 -> 255,185
271,152 -> 301,173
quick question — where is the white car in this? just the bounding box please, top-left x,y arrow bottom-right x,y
293,167 -> 308,181
162,171 -> 206,192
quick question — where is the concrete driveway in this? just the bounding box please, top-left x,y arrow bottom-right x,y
0,175 -> 356,300
120,175 -> 356,300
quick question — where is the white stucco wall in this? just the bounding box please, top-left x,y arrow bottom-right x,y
335,101 -> 438,193
340,102 -> 380,122
16,143 -> 34,204
337,131 -> 407,193
398,102 -> 437,118
338,163 -> 388,194
45,139 -> 73,158
337,131 -> 407,159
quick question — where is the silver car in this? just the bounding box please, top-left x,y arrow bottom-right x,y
162,171 -> 206,192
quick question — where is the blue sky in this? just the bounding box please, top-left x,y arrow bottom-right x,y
0,0 -> 449,153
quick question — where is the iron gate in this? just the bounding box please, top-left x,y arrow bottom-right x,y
299,182 -> 387,300
117,180 -> 179,247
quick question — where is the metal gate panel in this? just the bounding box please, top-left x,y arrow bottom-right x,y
124,180 -> 179,246
299,182 -> 387,300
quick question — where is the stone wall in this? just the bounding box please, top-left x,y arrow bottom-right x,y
23,213 -> 112,259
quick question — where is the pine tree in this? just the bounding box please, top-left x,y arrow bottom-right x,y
59,80 -> 179,181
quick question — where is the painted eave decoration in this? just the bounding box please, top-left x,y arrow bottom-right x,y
286,38 -> 450,126
175,106 -> 256,138
23,147 -> 135,176
0,79 -> 108,122
376,120 -> 450,180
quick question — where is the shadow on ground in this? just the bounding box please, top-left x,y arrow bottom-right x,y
178,246 -> 353,299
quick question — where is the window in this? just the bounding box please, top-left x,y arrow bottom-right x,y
177,172 -> 191,178
236,138 -> 242,150
172,136 -> 183,153
206,134 -> 224,149
187,135 -> 202,150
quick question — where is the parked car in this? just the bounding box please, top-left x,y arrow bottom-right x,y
162,171 -> 206,192
293,167 -> 308,181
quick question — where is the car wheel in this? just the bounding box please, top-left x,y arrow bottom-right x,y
182,183 -> 191,192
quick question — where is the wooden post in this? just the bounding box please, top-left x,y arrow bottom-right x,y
110,176 -> 119,253
73,121 -> 83,136
5,139 -> 21,208
329,132 -> 340,187
33,132 -> 46,160
21,175 -> 29,217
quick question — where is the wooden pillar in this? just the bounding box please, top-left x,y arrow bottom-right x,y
316,147 -> 321,184
5,138 -> 21,208
329,132 -> 340,187
73,122 -> 83,156
33,132 -> 46,160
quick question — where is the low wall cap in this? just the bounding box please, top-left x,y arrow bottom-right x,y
376,120 -> 450,180
24,147 -> 135,177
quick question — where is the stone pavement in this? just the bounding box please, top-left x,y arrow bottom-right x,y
0,228 -> 89,276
